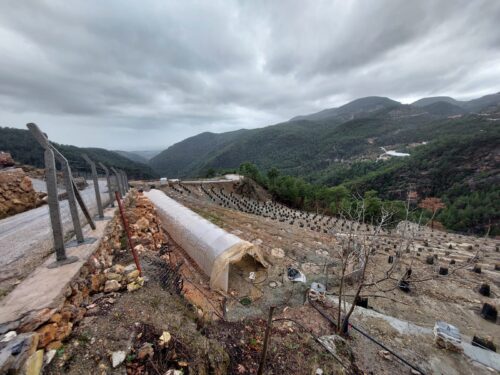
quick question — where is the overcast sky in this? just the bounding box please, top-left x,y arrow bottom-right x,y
1,0 -> 499,151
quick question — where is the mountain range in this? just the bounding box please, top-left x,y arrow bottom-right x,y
149,92 -> 500,180
147,91 -> 499,234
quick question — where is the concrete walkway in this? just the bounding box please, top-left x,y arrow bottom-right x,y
0,205 -> 116,331
0,180 -> 110,293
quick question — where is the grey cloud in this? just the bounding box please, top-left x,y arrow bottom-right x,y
0,0 -> 499,150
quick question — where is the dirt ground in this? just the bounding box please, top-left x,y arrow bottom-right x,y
44,191 -> 346,375
42,183 -> 500,374
150,182 -> 500,374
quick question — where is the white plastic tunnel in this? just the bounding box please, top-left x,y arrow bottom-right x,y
145,189 -> 268,292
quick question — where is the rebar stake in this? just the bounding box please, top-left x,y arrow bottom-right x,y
257,306 -> 275,375
115,191 -> 142,276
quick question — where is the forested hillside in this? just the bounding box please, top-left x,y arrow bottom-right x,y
151,94 -> 500,180
0,127 -> 158,179
234,121 -> 499,235
340,127 -> 500,234
149,129 -> 249,177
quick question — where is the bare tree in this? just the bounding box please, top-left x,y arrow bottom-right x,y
418,197 -> 445,231
331,197 -> 392,333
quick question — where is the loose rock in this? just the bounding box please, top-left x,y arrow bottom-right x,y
104,280 -> 121,293
111,351 -> 126,368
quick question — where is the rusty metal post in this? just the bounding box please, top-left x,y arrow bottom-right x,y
115,191 -> 142,275
257,306 -> 276,375
82,154 -> 104,219
98,162 -> 114,207
27,123 -> 78,267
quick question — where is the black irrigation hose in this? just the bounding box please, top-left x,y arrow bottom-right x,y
349,324 -> 426,375
309,301 -> 426,375
271,318 -> 350,371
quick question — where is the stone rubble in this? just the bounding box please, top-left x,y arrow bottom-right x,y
0,191 -> 166,374
0,167 -> 45,219
0,152 -> 15,168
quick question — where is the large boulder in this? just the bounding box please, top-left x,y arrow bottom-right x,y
0,152 -> 15,168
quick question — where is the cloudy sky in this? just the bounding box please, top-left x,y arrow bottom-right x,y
1,0 -> 499,151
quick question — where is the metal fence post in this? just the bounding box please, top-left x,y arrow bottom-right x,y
82,154 -> 104,219
51,145 -> 84,243
110,167 -> 124,197
98,162 -> 114,207
52,146 -> 97,247
27,123 -> 78,267
119,169 -> 126,193
118,170 -> 125,193
121,170 -> 129,191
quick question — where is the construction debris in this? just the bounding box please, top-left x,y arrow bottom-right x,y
287,267 -> 306,283
434,321 -> 463,352
309,282 -> 327,302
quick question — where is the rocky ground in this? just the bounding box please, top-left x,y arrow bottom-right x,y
0,152 -> 89,221
43,191 -> 346,374
13,180 -> 496,374
149,182 -> 500,374
0,157 -> 47,219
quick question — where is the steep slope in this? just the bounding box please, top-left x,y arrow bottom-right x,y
149,129 -> 248,177
345,123 -> 499,197
342,124 -> 500,233
0,127 -> 157,179
462,92 -> 500,113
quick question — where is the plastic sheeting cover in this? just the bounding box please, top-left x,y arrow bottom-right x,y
145,189 -> 268,292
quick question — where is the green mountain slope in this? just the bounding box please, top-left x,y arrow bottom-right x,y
412,96 -> 463,107
420,101 -> 467,116
150,93 -> 500,180
0,127 -> 158,179
290,96 -> 401,122
149,129 -> 249,177
341,125 -> 500,233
